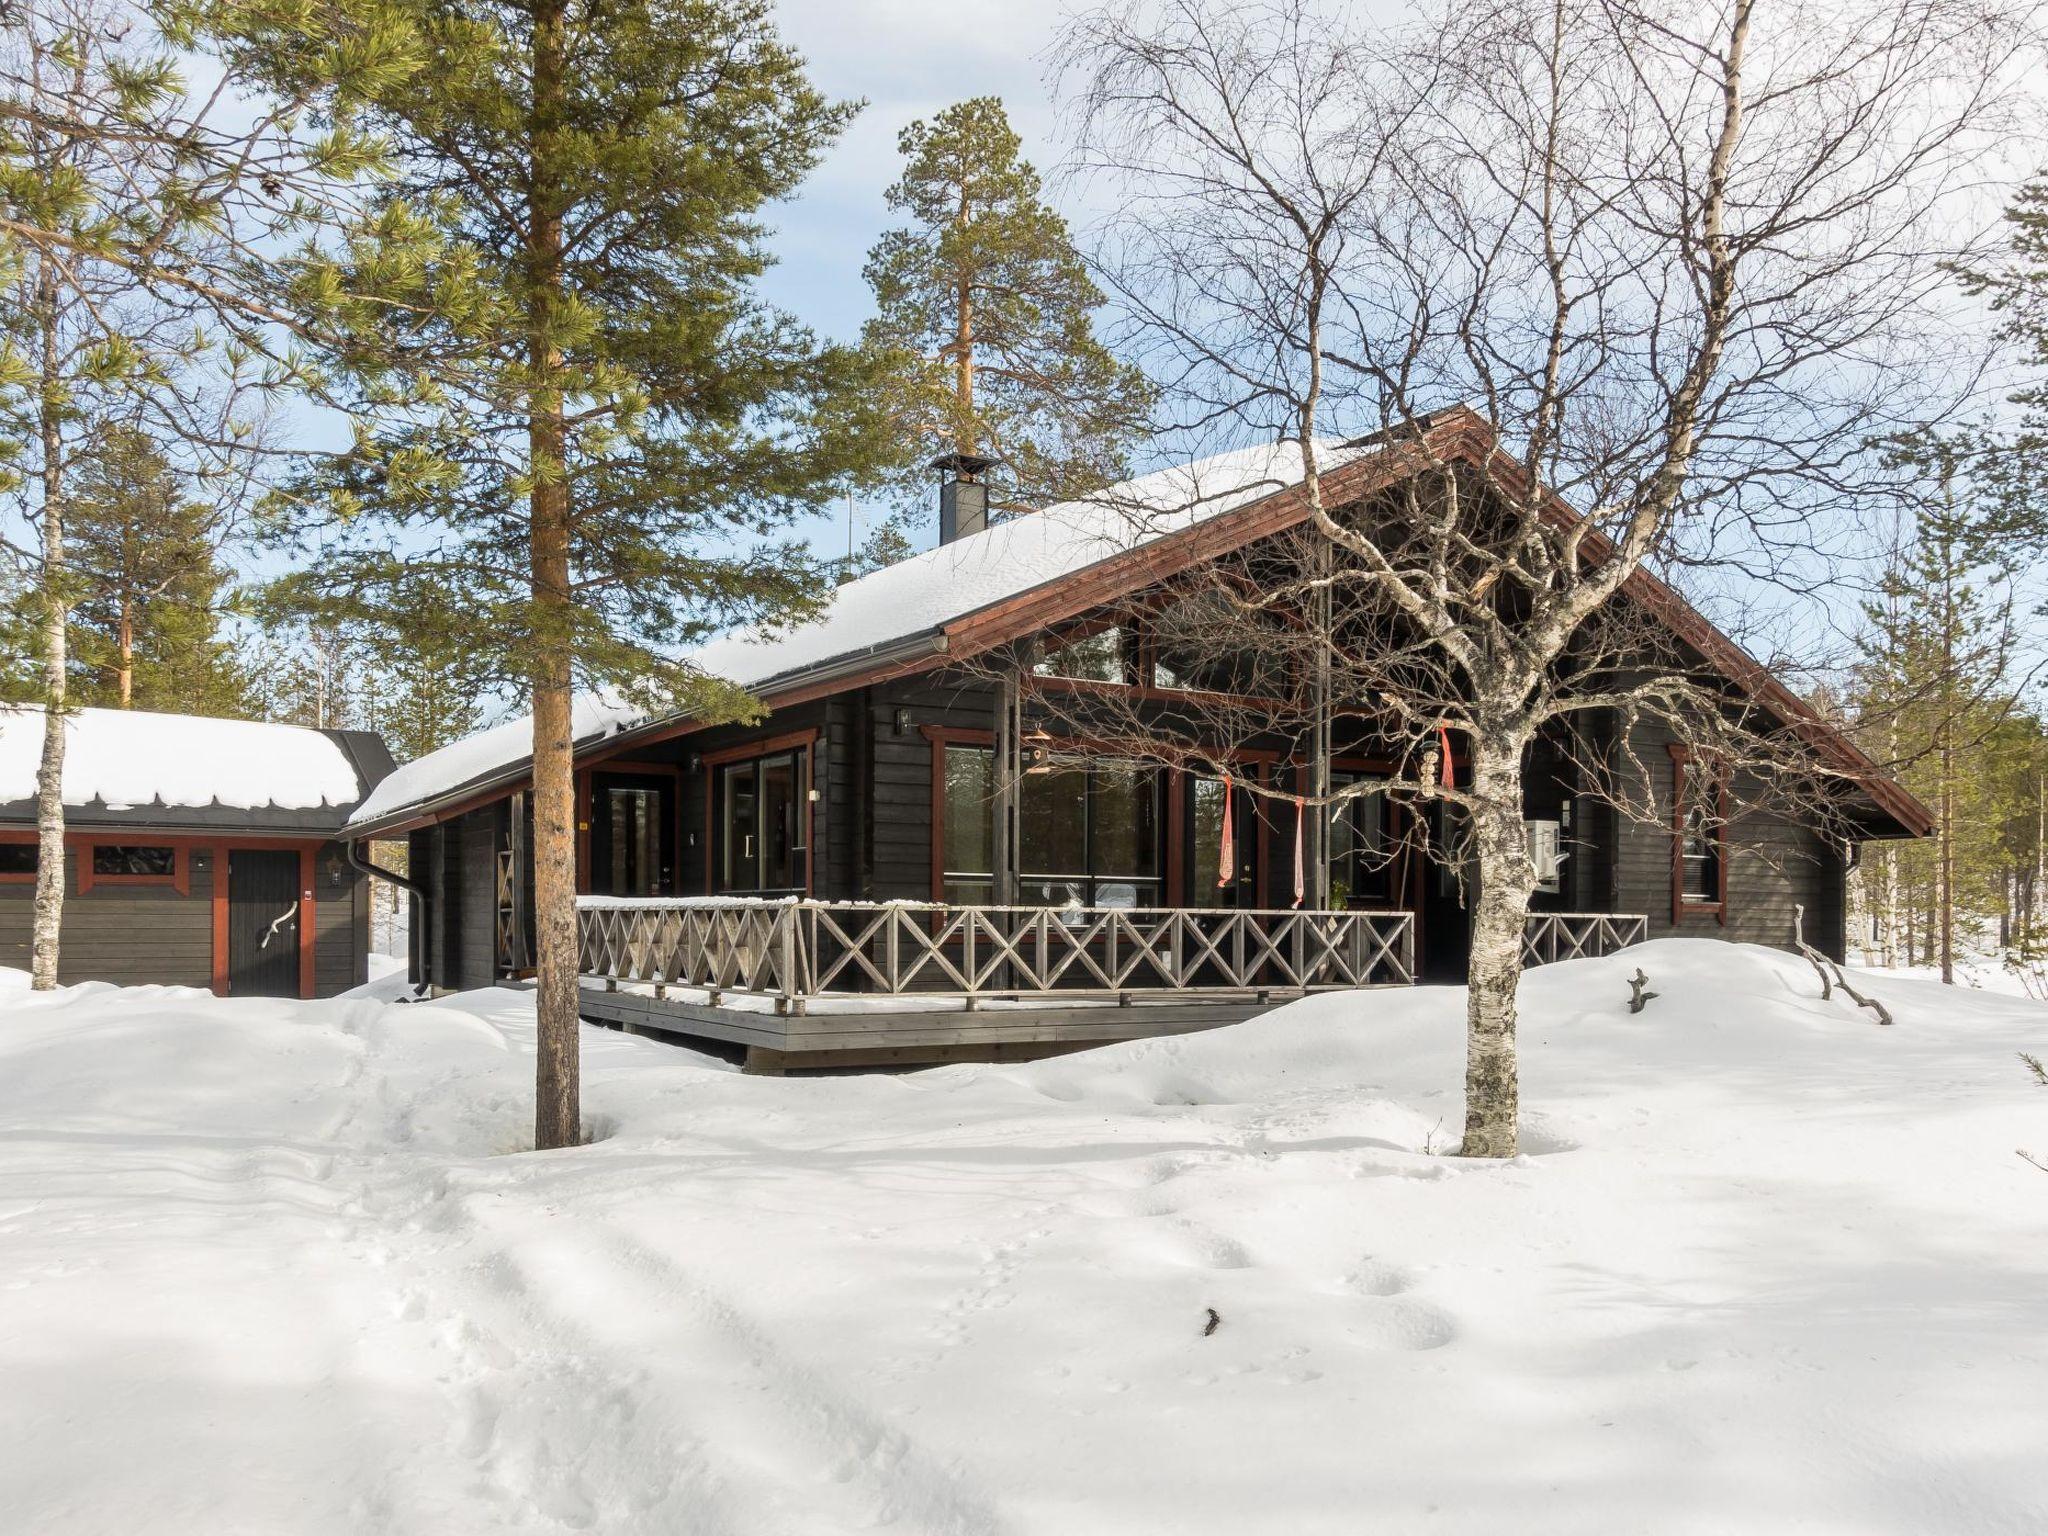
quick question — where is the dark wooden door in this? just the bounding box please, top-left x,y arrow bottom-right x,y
228,850 -> 302,997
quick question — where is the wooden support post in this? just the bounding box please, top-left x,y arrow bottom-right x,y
994,659 -> 1020,907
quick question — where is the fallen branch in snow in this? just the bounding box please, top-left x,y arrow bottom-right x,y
1202,1307 -> 1221,1337
2023,1053 -> 2047,1088
2020,1150 -> 2046,1175
1627,970 -> 1658,1014
1794,905 -> 1894,1027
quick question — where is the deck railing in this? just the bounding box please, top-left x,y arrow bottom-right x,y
1521,911 -> 1648,967
578,899 -> 1416,1013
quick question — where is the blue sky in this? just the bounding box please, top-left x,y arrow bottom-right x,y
754,1 -> 1074,559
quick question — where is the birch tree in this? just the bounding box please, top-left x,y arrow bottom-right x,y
1055,0 -> 2028,1155
0,0 -> 401,987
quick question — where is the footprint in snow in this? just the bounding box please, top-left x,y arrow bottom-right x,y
1346,1297 -> 1457,1352
1342,1258 -> 1412,1297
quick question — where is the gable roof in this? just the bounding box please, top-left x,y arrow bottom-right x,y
0,707 -> 395,837
346,413 -> 1931,839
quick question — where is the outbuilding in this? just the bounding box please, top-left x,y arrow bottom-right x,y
0,707 -> 396,997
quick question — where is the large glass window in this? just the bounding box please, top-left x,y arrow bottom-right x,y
720,749 -> 808,894
1328,773 -> 1390,906
0,843 -> 36,876
1670,749 -> 1725,913
1020,760 -> 1159,908
1679,792 -> 1722,902
939,747 -> 1162,908
1032,627 -> 1132,685
942,746 -> 996,905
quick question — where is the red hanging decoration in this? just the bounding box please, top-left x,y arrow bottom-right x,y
1218,773 -> 1236,888
1438,723 -> 1455,789
1292,795 -> 1306,908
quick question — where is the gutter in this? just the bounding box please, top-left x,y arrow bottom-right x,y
346,839 -> 432,995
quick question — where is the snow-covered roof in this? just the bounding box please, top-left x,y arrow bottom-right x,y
351,693 -> 648,830
349,438 -> 1349,830
0,707 -> 371,814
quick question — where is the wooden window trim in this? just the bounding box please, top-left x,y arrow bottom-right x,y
926,730 -> 994,903
0,830 -> 37,884
701,734 -> 817,896
79,843 -> 190,897
1668,743 -> 1728,924
699,728 -> 819,769
209,842 -> 319,999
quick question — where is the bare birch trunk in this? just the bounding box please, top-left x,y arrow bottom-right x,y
528,0 -> 580,1151
30,259 -> 68,991
1460,734 -> 1534,1158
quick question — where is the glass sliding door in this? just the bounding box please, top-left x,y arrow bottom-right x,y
718,749 -> 808,895
1328,770 -> 1390,906
1189,773 -> 1255,908
759,753 -> 802,893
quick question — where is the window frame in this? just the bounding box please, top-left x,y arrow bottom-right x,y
0,836 -> 37,883
702,733 -> 814,897
1016,756 -> 1163,910
81,842 -> 188,895
1668,744 -> 1728,924
925,728 -> 1166,909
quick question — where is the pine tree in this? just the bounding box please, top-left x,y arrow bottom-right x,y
862,96 -> 1151,512
248,609 -> 486,760
255,0 -> 887,1147
0,564 -> 36,698
1853,432 -> 2027,981
66,425 -> 253,714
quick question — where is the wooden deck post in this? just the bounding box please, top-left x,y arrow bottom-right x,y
993,658 -> 1020,906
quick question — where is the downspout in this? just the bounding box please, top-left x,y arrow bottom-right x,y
347,838 -> 431,996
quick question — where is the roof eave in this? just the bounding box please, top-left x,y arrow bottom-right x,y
343,629 -> 951,839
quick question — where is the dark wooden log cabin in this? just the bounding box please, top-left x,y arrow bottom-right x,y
0,708 -> 396,998
347,418 -> 1928,1067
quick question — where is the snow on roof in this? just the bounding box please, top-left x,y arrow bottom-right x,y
0,707 -> 368,812
692,438 -> 1348,688
350,692 -> 647,829
347,438 -> 1349,830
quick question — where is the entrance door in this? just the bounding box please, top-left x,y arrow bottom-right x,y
228,849 -> 302,997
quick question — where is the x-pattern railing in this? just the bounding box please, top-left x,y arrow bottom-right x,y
1522,912 -> 1648,967
578,900 -> 1416,1012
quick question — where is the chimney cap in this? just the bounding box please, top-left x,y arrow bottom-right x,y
929,451 -> 1000,481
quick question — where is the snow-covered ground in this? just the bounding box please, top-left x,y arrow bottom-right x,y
2,941 -> 2044,1535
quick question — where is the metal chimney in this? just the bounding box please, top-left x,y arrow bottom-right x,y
931,452 -> 999,544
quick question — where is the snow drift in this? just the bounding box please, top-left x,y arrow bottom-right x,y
1,941 -> 2043,1535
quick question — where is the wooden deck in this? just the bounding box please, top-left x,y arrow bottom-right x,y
565,898 -> 1645,1071
572,980 -> 1280,1071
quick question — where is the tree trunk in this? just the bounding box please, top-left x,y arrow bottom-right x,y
1459,734 -> 1534,1159
953,181 -> 974,453
30,260 -> 67,992
528,0 -> 580,1151
117,595 -> 133,708
1938,718 -> 1955,984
